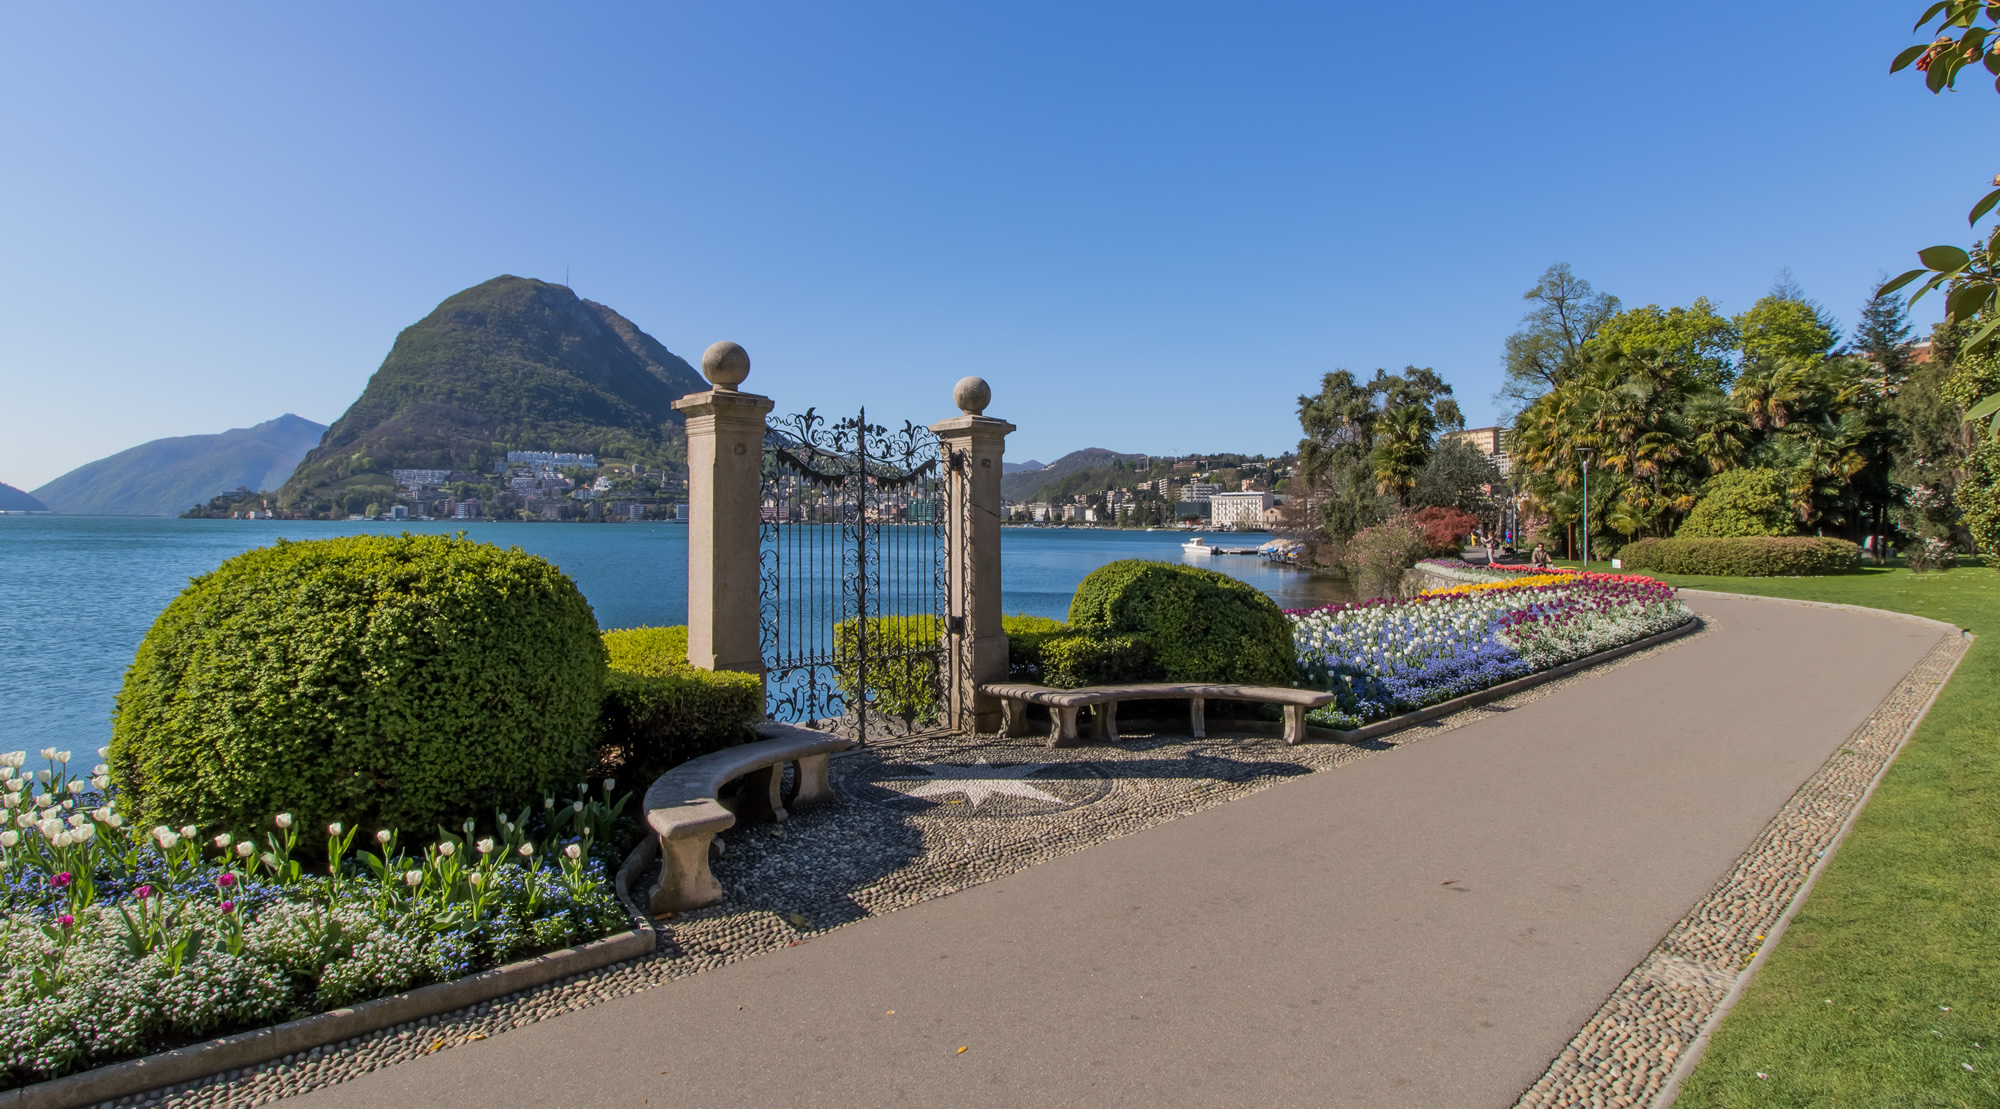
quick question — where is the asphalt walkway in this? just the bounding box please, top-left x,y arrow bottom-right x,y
288,592 -> 1947,1108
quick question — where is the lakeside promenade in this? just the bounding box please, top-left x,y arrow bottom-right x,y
280,592 -> 1947,1108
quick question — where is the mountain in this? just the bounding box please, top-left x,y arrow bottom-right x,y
1001,448 -> 1149,501
0,483 -> 49,512
280,276 -> 705,504
31,415 -> 327,516
1002,459 -> 1045,474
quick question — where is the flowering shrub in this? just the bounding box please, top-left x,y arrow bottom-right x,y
0,750 -> 631,1088
1289,573 -> 1691,727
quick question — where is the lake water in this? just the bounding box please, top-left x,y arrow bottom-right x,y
0,517 -> 1350,756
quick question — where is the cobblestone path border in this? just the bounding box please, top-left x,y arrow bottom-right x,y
1510,621 -> 1971,1109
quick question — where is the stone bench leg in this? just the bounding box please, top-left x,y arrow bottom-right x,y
1051,706 -> 1082,747
1283,704 -> 1307,746
791,753 -> 834,810
1001,698 -> 1033,738
737,764 -> 789,824
649,831 -> 723,915
1090,701 -> 1120,742
1190,697 -> 1205,739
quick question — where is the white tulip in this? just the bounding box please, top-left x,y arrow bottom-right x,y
156,831 -> 180,850
66,780 -> 85,795
463,819 -> 475,834
404,870 -> 423,887
38,747 -> 58,762
54,751 -> 70,764
273,813 -> 293,829
0,830 -> 16,847
91,776 -> 109,791
180,824 -> 197,838
52,830 -> 71,848
92,764 -> 108,777
572,801 -> 584,813
437,842 -> 455,858
214,832 -> 232,848
236,841 -> 254,858
543,797 -> 555,811
328,822 -> 343,836
603,778 -> 616,792
476,838 -> 495,855
376,829 -> 393,844
468,872 -> 484,887
564,844 -> 582,860
518,843 -> 533,857
74,824 -> 94,842
97,747 -> 109,759
35,769 -> 50,783
0,751 -> 24,768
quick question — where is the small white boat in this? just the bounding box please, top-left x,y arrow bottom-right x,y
1181,537 -> 1213,555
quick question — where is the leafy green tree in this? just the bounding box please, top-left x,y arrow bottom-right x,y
1588,298 -> 1740,389
1499,263 -> 1620,408
1412,437 -> 1501,514
1736,293 -> 1839,364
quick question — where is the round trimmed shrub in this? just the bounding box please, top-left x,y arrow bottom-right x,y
1066,560 -> 1295,686
1678,468 -> 1793,538
109,533 -> 606,838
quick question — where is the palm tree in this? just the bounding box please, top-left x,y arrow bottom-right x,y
1371,404 -> 1432,504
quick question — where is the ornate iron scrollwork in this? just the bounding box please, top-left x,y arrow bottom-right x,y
760,406 -> 953,743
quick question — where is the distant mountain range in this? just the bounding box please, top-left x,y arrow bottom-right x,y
32,415 -> 327,516
1002,459 -> 1045,474
0,482 -> 49,512
280,275 -> 703,505
1000,448 -> 1149,501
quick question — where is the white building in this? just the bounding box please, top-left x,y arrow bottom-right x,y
1209,491 -> 1274,529
1181,482 -> 1221,502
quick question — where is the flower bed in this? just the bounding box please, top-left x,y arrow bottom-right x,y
0,751 -> 632,1089
1413,558 -> 1579,585
1289,572 -> 1691,728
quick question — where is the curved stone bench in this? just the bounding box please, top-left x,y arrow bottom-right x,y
642,723 -> 853,915
978,682 -> 1337,747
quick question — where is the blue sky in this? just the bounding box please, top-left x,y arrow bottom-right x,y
1,2 -> 1991,488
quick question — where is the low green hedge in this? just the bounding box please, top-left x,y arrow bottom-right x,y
833,614 -> 945,722
1003,614 -> 1160,688
1004,614 -> 1069,679
598,626 -> 762,784
1618,536 -> 1861,576
1068,560 -> 1295,686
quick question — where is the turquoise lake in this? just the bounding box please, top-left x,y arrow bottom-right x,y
0,516 -> 1350,755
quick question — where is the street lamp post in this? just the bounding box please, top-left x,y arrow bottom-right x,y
1574,446 -> 1595,566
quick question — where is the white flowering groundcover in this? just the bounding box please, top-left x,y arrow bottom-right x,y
1289,571 -> 1693,728
0,755 -> 632,1089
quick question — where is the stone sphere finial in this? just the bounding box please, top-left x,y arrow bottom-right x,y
953,376 -> 991,416
702,341 -> 751,390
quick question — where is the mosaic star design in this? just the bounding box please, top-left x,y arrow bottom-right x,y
879,759 -> 1067,812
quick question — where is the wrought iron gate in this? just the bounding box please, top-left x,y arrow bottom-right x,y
760,408 -> 955,741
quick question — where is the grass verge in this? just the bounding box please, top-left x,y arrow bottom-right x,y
1557,558 -> 2000,1107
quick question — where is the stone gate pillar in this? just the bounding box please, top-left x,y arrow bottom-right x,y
673,341 -> 774,681
932,377 -> 1014,734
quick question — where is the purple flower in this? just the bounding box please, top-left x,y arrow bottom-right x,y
50,872 -> 72,889
215,872 -> 236,888
219,900 -> 236,914
134,884 -> 154,900
57,913 -> 74,927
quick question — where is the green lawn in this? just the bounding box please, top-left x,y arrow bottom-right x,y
1558,558 -> 2000,1107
